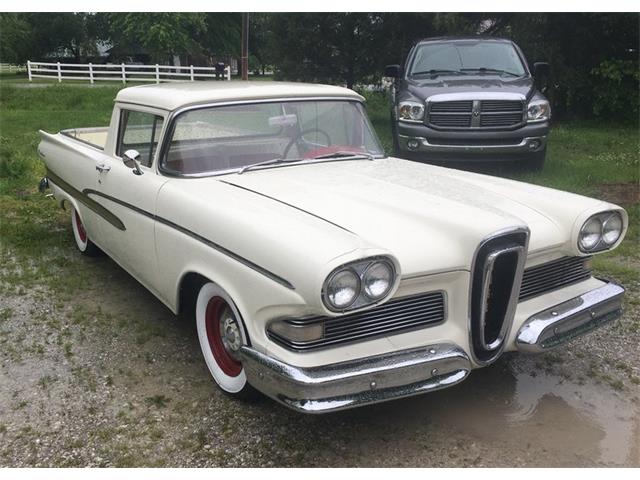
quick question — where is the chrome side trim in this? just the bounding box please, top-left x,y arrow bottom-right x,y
239,343 -> 471,413
83,189 -> 295,291
516,281 -> 625,353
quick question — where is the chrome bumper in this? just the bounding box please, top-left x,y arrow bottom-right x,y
516,282 -> 625,353
239,343 -> 471,414
398,134 -> 547,154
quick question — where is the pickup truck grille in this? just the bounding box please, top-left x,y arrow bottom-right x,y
267,292 -> 445,352
519,256 -> 592,301
427,99 -> 525,130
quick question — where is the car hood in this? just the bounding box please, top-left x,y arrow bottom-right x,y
220,158 -> 604,277
403,75 -> 535,101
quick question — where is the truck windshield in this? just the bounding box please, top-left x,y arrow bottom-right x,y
409,41 -> 526,78
163,100 -> 385,176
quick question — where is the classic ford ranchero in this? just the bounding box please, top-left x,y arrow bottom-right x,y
38,81 -> 627,413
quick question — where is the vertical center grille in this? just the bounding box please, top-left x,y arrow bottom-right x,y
470,230 -> 528,364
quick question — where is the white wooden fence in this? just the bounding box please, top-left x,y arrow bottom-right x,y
27,61 -> 231,84
1,63 -> 27,73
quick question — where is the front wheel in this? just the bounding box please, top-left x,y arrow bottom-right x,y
195,282 -> 257,399
524,147 -> 547,172
71,205 -> 101,256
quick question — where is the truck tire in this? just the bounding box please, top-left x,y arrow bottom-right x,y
71,206 -> 101,256
195,281 -> 259,401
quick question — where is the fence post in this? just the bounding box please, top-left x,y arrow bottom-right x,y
121,63 -> 126,84
27,60 -> 32,82
155,64 -> 160,84
190,65 -> 194,81
226,66 -> 231,81
89,62 -> 94,84
57,62 -> 62,83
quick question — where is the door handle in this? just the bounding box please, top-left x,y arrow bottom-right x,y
96,163 -> 111,173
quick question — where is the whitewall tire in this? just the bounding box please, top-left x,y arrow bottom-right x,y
195,282 -> 253,396
71,205 -> 100,256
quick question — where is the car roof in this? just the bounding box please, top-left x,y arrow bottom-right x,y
115,81 -> 364,111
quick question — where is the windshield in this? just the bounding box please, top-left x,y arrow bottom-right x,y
409,41 -> 527,77
163,100 -> 384,175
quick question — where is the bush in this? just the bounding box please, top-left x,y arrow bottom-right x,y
590,59 -> 640,123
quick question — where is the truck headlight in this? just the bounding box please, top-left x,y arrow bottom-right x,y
398,101 -> 425,122
527,99 -> 551,122
579,211 -> 623,252
322,257 -> 397,312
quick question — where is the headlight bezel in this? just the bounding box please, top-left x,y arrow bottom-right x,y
578,211 -> 624,253
527,98 -> 551,123
322,256 -> 398,313
397,100 -> 425,123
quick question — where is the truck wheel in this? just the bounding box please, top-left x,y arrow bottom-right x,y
71,206 -> 101,256
525,147 -> 547,172
195,282 -> 258,400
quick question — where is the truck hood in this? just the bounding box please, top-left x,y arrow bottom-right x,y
220,158 -> 597,276
403,75 -> 535,102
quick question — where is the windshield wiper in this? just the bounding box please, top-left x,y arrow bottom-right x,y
411,69 -> 466,78
238,157 -> 303,175
312,151 -> 374,160
461,68 -> 521,77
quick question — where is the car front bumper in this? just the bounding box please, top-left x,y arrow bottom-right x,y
240,280 -> 623,414
396,120 -> 549,161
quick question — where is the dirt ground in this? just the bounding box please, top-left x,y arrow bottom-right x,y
1,242 -> 639,467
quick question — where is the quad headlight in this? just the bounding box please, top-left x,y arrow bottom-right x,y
578,211 -> 624,252
323,257 -> 397,312
398,101 -> 425,122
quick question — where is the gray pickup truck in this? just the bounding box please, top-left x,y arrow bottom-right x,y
385,37 -> 550,170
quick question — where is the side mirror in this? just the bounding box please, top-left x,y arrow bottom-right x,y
384,64 -> 401,78
532,62 -> 550,78
123,149 -> 143,176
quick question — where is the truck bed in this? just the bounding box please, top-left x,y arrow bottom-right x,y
60,127 -> 109,150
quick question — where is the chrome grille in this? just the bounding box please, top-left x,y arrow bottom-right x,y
268,292 -> 445,352
520,257 -> 592,301
427,99 -> 524,130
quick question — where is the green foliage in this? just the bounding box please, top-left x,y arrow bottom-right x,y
591,59 -> 640,123
0,14 -> 33,64
106,13 -> 207,63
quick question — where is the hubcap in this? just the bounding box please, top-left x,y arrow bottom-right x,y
205,297 -> 242,377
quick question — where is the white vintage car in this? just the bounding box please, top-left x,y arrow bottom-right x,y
38,81 -> 627,413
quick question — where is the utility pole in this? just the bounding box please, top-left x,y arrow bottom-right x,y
241,13 -> 249,81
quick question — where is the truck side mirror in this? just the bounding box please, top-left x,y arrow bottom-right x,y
123,149 -> 143,176
532,62 -> 550,78
384,65 -> 402,78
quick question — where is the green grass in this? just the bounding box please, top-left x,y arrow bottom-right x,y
0,82 -> 637,297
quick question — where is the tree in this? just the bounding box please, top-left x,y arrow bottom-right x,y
104,13 -> 207,64
0,13 -> 33,64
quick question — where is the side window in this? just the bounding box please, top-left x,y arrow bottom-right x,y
117,110 -> 165,167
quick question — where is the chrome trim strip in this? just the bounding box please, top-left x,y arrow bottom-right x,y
239,343 -> 471,413
46,168 -> 126,231
397,135 -> 546,152
83,189 -> 295,290
516,281 -> 625,353
426,92 -> 526,102
468,226 -> 529,366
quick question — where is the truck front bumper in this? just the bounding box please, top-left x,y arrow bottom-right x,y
240,280 -> 623,414
396,121 -> 549,161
